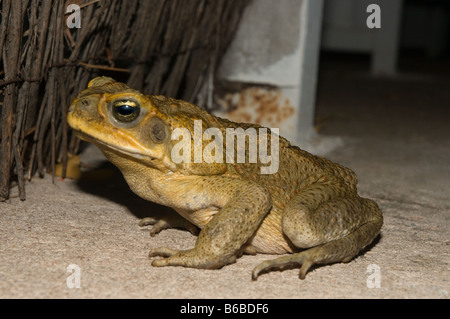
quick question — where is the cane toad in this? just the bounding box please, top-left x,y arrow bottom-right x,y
67,77 -> 383,279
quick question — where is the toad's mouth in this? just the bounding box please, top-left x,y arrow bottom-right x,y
71,129 -> 157,161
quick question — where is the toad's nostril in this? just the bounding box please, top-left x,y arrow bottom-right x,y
81,98 -> 90,107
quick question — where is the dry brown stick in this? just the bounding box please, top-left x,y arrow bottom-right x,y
0,77 -> 41,87
0,0 -> 11,66
49,1 -> 65,182
13,0 -> 38,196
0,94 -> 15,201
0,0 -> 22,201
79,0 -> 100,10
77,61 -> 130,72
34,85 -> 52,177
36,7 -> 55,177
59,68 -> 72,179
65,28 -> 76,48
36,97 -> 52,177
34,0 -> 53,75
51,80 -> 56,183
12,136 -> 25,200
37,0 -> 63,177
28,87 -> 47,180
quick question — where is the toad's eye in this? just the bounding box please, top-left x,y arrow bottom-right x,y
112,100 -> 140,123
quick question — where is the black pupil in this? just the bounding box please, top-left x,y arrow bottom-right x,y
117,104 -> 135,116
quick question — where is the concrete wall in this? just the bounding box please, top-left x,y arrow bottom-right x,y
216,0 -> 327,152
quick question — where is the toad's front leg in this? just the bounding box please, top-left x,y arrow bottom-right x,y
148,177 -> 272,269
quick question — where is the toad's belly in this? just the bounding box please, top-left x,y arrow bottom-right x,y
248,212 -> 295,254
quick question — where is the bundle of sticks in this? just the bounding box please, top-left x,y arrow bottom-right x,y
0,0 -> 250,201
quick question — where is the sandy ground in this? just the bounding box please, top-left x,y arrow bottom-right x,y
1,54 -> 449,299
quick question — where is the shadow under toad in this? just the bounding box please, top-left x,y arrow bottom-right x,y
73,160 -> 182,225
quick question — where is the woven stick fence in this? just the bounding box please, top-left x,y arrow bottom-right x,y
0,0 -> 250,201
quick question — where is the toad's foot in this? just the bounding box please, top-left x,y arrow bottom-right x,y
149,247 -> 237,269
251,250 -> 316,280
139,216 -> 199,237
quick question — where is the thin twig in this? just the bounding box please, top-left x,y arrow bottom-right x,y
77,61 -> 130,72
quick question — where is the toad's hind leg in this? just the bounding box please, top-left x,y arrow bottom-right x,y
252,184 -> 383,279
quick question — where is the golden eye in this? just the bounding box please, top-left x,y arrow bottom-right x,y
112,100 -> 140,123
